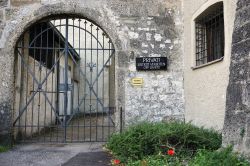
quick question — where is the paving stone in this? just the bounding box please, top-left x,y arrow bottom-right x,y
62,152 -> 112,166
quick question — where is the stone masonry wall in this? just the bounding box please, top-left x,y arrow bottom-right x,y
223,0 -> 250,155
115,1 -> 184,125
0,0 -> 184,144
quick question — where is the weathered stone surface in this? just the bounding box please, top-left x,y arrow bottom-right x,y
5,8 -> 19,20
0,102 -> 11,146
236,0 -> 250,10
223,0 -> 250,154
232,22 -> 250,44
0,0 -> 8,7
0,0 -> 184,144
234,6 -> 250,29
11,0 -> 40,6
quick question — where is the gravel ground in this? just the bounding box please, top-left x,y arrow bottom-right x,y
0,143 -> 111,166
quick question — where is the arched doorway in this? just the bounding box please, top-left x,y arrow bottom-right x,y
13,16 -> 116,143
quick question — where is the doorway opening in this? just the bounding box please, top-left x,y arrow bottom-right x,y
13,16 -> 116,143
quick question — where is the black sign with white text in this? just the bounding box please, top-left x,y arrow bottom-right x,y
136,57 -> 167,70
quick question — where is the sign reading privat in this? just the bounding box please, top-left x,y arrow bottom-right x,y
136,57 -> 167,70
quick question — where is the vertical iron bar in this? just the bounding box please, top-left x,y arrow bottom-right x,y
84,20 -> 87,141
50,21 -> 55,142
102,33 -> 105,141
96,27 -> 99,141
64,18 -> 69,143
203,26 -> 205,63
24,35 -> 28,142
44,23 -> 49,142
209,21 -> 212,63
71,18 -> 75,142
37,24 -> 43,142
56,50 -> 59,142
213,18 -> 215,61
218,15 -> 221,58
31,26 -> 37,140
200,26 -> 202,64
108,40 -> 111,139
77,18 -> 81,141
196,25 -> 198,65
18,39 -> 22,142
90,23 -> 93,142
221,13 -> 224,58
56,19 -> 61,143
197,25 -> 199,65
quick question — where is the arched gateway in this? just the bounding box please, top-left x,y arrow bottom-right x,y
13,16 -> 116,143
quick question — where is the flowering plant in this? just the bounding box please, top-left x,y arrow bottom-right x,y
167,148 -> 175,156
112,159 -> 121,165
160,144 -> 175,156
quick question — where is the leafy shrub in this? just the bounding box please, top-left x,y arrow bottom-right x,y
189,147 -> 249,166
127,154 -> 182,166
106,122 -> 221,161
126,147 -> 250,166
107,122 -> 163,161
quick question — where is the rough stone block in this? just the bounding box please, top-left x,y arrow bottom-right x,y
0,102 -> 11,146
232,22 -> 250,44
234,6 -> 250,29
11,0 -> 40,6
5,8 -> 19,20
237,0 -> 250,10
231,40 -> 250,59
0,0 -> 8,7
130,39 -> 141,49
117,51 -> 129,68
0,10 -> 4,21
224,0 -> 250,155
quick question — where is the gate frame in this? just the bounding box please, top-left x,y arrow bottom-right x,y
1,2 -> 126,144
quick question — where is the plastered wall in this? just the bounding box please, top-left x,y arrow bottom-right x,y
183,0 -> 237,130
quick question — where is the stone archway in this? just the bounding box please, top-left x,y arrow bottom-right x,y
0,1 -> 126,144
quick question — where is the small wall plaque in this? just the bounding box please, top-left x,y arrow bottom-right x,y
136,57 -> 167,70
131,78 -> 144,86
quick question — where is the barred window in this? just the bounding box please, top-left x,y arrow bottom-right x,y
195,2 -> 224,66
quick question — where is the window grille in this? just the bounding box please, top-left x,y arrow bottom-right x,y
195,2 -> 224,66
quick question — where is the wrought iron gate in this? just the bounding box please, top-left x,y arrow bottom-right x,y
13,17 -> 116,143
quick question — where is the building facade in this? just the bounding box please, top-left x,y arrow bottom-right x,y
184,0 -> 237,130
0,0 -> 184,143
0,0 -> 249,154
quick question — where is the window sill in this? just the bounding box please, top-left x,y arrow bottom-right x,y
191,57 -> 224,70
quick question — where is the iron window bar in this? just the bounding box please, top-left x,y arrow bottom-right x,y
195,3 -> 224,66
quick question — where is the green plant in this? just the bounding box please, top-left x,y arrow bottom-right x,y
127,154 -> 182,166
107,122 -> 163,161
106,122 -> 222,161
0,145 -> 10,153
189,147 -> 249,166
